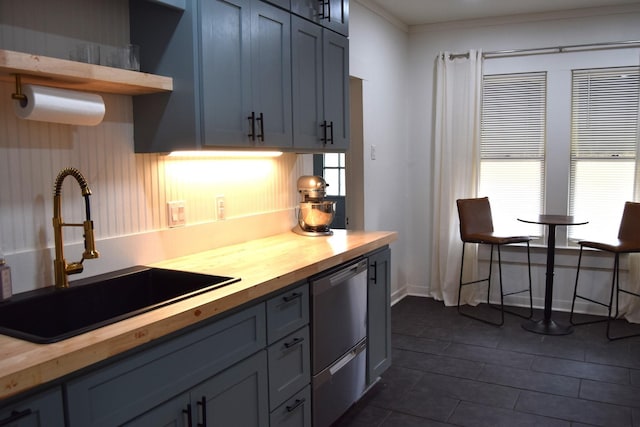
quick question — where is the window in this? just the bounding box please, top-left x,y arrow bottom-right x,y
481,50 -> 640,247
569,67 -> 639,241
317,153 -> 346,196
479,72 -> 546,237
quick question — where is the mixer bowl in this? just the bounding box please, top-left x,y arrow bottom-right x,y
298,201 -> 336,229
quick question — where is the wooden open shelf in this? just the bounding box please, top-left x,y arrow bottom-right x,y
0,49 -> 173,95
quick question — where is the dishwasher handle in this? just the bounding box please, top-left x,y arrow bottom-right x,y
311,259 -> 368,296
313,339 -> 367,388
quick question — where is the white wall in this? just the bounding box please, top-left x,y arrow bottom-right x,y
406,4 -> 640,311
350,1 -> 411,301
352,3 -> 640,312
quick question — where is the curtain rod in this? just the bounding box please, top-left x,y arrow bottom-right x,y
444,40 -> 640,60
484,39 -> 640,58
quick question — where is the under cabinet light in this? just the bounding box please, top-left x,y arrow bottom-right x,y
167,151 -> 283,158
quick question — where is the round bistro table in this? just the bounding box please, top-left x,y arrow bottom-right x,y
517,215 -> 588,335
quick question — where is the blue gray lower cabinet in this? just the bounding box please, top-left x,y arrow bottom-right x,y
65,281 -> 310,427
0,387 -> 64,427
123,351 -> 269,426
367,247 -> 392,384
2,246 -> 391,427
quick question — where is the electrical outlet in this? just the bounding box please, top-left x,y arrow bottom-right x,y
167,201 -> 186,227
371,145 -> 377,160
216,195 -> 226,220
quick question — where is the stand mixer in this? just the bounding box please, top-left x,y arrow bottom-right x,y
293,175 -> 336,236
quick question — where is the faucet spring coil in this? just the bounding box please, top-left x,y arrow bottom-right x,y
54,167 -> 91,197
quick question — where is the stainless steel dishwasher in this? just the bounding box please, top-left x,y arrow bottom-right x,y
311,258 -> 368,427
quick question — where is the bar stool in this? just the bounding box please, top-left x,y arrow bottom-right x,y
456,197 -> 533,326
570,201 -> 640,340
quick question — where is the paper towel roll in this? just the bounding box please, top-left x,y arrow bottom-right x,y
13,84 -> 105,126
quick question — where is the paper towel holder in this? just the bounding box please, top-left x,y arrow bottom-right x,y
11,74 -> 27,102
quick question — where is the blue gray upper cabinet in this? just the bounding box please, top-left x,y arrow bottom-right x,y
291,0 -> 348,36
292,16 -> 349,151
130,0 -> 293,152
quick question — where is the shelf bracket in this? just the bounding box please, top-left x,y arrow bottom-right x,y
11,74 -> 26,101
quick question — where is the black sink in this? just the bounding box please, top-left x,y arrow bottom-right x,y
0,266 -> 240,343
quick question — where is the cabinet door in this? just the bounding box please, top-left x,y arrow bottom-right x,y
291,16 -> 323,150
290,0 -> 320,24
201,0 -> 253,147
250,0 -> 293,148
191,351 -> 269,427
121,393 -> 189,427
367,247 -> 391,384
324,0 -> 348,36
0,388 -> 64,427
291,0 -> 348,36
322,31 -> 350,150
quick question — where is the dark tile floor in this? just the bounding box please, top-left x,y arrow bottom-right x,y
335,296 -> 640,427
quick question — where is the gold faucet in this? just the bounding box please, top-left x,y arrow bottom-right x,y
52,168 -> 99,289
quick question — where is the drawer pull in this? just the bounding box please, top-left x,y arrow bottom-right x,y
328,121 -> 334,144
256,112 -> 265,142
286,398 -> 306,413
197,396 -> 207,427
248,111 -> 256,140
0,409 -> 32,426
284,336 -> 304,348
370,260 -> 378,283
282,292 -> 302,302
183,404 -> 193,427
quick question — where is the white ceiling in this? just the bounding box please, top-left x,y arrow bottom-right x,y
358,0 -> 640,26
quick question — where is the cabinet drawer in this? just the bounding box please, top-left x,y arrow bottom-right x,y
270,385 -> 311,427
66,304 -> 266,427
266,282 -> 309,344
267,326 -> 310,409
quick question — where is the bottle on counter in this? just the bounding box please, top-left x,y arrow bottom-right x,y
0,249 -> 12,301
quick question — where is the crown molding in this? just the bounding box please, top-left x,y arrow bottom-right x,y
409,4 -> 640,34
354,0 -> 409,33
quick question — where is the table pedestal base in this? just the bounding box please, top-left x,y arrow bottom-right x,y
522,319 -> 573,335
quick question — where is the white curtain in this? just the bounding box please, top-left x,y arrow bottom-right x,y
429,50 -> 483,306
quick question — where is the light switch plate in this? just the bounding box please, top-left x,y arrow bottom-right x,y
167,201 -> 186,227
216,195 -> 225,220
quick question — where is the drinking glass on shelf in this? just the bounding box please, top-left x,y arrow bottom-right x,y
69,44 -> 101,65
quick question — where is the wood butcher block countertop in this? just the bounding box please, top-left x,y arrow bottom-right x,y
0,230 -> 396,400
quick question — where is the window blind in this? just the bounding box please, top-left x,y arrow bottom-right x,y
480,72 -> 547,236
569,67 -> 639,241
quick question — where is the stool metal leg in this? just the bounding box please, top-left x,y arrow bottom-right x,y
570,246 -> 610,327
571,249 -> 640,340
458,242 -> 532,326
607,254 -> 640,341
